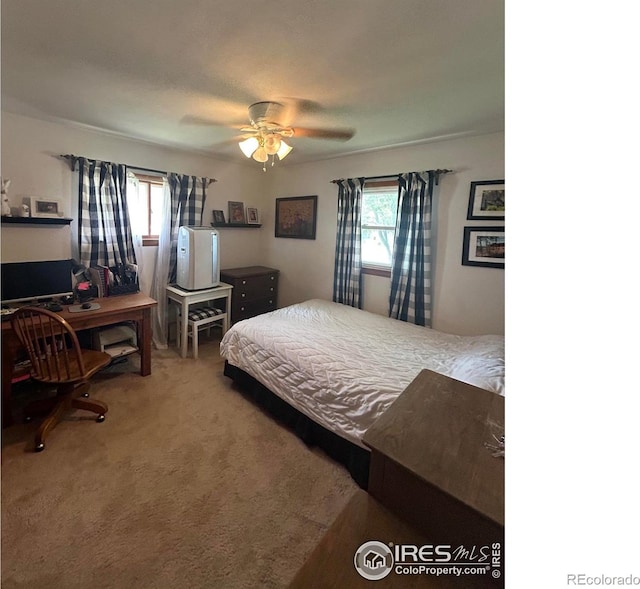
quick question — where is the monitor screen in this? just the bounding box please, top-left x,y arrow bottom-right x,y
1,259 -> 74,305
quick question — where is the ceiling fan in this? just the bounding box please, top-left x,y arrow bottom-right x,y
203,100 -> 355,170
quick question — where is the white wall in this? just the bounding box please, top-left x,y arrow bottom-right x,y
1,111 -> 267,289
265,132 -> 505,335
2,111 -> 503,336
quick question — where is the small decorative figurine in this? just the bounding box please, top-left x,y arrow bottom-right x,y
20,204 -> 30,217
1,178 -> 11,217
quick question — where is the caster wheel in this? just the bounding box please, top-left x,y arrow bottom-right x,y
96,414 -> 106,423
35,443 -> 45,452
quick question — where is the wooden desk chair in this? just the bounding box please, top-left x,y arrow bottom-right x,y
10,307 -> 112,452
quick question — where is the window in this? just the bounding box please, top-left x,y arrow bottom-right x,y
361,180 -> 398,276
134,175 -> 164,246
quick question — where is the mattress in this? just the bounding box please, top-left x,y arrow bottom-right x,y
220,299 -> 504,448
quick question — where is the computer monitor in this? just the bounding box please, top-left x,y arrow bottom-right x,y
1,259 -> 74,305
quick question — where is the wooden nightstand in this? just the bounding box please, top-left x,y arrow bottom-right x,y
220,266 -> 279,323
290,371 -> 505,588
363,369 -> 505,548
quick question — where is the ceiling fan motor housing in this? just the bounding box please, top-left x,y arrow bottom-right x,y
248,101 -> 284,126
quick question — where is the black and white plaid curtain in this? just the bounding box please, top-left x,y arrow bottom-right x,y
332,177 -> 364,308
389,171 -> 435,326
166,173 -> 208,282
77,158 -> 137,268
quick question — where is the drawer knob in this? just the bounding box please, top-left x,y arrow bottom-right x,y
241,306 -> 245,311
242,280 -> 246,285
270,276 -> 274,280
270,287 -> 274,292
241,293 -> 246,298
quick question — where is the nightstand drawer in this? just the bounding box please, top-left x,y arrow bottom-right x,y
234,297 -> 277,322
234,273 -> 278,302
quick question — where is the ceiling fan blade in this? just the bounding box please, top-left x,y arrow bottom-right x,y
180,114 -> 245,128
292,127 -> 355,141
277,98 -> 324,127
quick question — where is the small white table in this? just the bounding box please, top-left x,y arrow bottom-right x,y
166,283 -> 233,358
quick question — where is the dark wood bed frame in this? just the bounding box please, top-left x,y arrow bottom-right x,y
223,361 -> 371,489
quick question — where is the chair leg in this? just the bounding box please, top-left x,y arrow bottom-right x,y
32,383 -> 107,452
72,397 -> 108,420
33,385 -> 75,452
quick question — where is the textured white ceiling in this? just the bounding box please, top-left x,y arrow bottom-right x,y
1,0 -> 504,164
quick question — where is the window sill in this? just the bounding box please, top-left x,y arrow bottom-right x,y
362,266 -> 391,278
143,237 -> 159,247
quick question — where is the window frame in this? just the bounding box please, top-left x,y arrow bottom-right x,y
361,180 -> 398,277
134,174 -> 164,246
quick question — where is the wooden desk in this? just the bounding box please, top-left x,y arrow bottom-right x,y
166,283 -> 233,358
2,292 -> 157,428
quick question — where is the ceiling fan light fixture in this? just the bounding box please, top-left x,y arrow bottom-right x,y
239,137 -> 259,158
264,134 -> 281,156
252,146 -> 269,163
276,140 -> 292,160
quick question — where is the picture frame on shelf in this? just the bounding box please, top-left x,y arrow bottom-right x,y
275,195 -> 317,239
462,226 -> 505,269
246,207 -> 259,224
29,197 -> 63,218
467,180 -> 505,220
228,201 -> 245,224
212,209 -> 226,225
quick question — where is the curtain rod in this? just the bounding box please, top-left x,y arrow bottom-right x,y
59,154 -> 217,185
330,169 -> 453,185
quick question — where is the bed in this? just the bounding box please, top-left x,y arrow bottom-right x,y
220,298 -> 505,487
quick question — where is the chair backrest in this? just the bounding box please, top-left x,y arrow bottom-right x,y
10,306 -> 87,384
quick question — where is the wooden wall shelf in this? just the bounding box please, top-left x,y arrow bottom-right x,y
1,216 -> 73,226
211,223 -> 261,229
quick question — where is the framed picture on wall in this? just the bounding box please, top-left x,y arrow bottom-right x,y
462,226 -> 505,269
228,201 -> 245,224
246,207 -> 259,224
30,197 -> 63,218
275,195 -> 317,239
467,180 -> 505,220
212,210 -> 226,225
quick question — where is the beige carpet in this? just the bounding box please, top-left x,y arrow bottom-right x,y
1,334 -> 357,588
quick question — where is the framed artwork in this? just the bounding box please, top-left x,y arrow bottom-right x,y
30,197 -> 62,218
462,226 -> 505,269
467,180 -> 505,220
228,201 -> 245,224
246,207 -> 259,224
212,209 -> 226,225
275,195 -> 317,239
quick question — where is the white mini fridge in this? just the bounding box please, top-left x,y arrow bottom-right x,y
176,226 -> 220,290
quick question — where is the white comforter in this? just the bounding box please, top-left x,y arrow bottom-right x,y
220,299 -> 504,448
